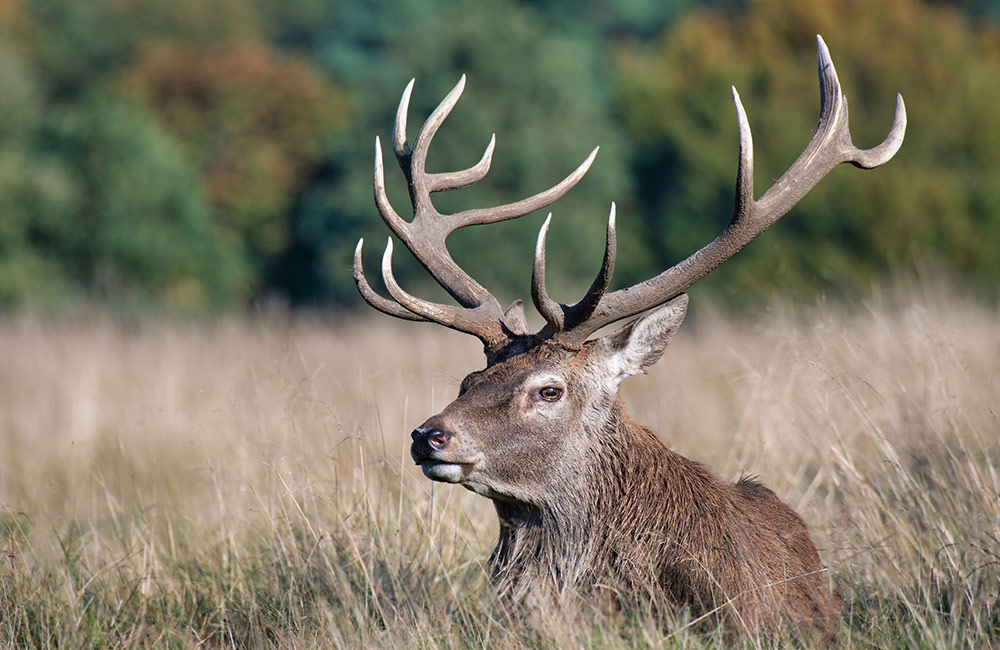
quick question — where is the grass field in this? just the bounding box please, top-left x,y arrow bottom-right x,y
1,287 -> 998,648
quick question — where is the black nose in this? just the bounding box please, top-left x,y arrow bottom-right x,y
411,427 -> 453,450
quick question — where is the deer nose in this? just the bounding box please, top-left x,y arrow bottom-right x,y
411,426 -> 453,450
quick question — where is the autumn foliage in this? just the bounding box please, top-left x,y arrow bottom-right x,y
0,0 -> 998,312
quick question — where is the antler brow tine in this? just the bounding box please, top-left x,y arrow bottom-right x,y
531,214 -> 563,331
353,238 -> 429,322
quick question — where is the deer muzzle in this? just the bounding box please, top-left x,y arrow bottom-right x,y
411,425 -> 470,483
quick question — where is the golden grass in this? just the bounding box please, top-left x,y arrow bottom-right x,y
1,288 -> 998,648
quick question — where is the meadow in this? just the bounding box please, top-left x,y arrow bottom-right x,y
1,286 -> 998,648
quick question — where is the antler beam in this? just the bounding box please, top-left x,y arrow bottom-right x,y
535,35 -> 906,347
357,36 -> 906,361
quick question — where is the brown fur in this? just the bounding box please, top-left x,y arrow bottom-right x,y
411,334 -> 840,642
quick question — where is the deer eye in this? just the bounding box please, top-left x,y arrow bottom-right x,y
538,386 -> 563,402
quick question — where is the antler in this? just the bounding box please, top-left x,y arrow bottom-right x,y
354,75 -> 598,356
533,35 -> 906,348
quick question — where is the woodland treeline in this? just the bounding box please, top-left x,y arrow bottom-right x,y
1,0 -> 998,314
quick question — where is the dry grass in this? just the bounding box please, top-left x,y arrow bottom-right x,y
1,287 -> 998,648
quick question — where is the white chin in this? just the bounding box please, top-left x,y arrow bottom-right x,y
421,461 -> 465,483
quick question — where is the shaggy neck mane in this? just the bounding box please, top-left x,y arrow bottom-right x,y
487,399 -> 836,642
489,401 -> 686,607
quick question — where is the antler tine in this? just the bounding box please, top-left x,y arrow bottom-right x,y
353,238 -> 429,322
817,37 -> 905,170
531,214 -> 563,331
731,87 -> 754,227
552,35 -> 906,347
429,134 -> 496,192
564,202 -> 617,330
532,205 -> 618,336
454,146 -> 599,228
751,35 -> 907,218
380,238 -> 506,341
374,137 -> 410,239
408,75 -> 468,209
393,78 -> 415,157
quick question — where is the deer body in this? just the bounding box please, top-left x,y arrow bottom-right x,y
411,311 -> 838,638
355,36 -> 904,641
491,405 -> 836,636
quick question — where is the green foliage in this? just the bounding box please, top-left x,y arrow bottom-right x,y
49,93 -> 240,310
0,0 -> 998,313
0,0 -> 345,313
264,0 -> 634,307
0,18 -> 240,312
123,41 -> 349,289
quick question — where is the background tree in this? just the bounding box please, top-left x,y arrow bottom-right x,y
260,0 -> 634,309
0,0 -> 348,311
0,0 -> 997,314
123,42 -> 347,298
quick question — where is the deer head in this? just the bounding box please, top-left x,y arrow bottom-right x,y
355,36 -> 904,494
354,36 -> 905,631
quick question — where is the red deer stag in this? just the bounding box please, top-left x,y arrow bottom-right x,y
354,36 -> 905,640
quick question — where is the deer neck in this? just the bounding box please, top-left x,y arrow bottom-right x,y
489,400 -> 672,600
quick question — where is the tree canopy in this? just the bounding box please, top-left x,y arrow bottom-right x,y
0,0 -> 997,314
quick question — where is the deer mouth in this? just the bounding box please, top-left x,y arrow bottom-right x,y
419,460 -> 473,483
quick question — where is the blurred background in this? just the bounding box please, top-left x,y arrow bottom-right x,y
1,0 -> 998,318
2,4 -> 999,645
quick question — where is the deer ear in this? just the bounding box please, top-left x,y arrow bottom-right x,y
597,294 -> 688,386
